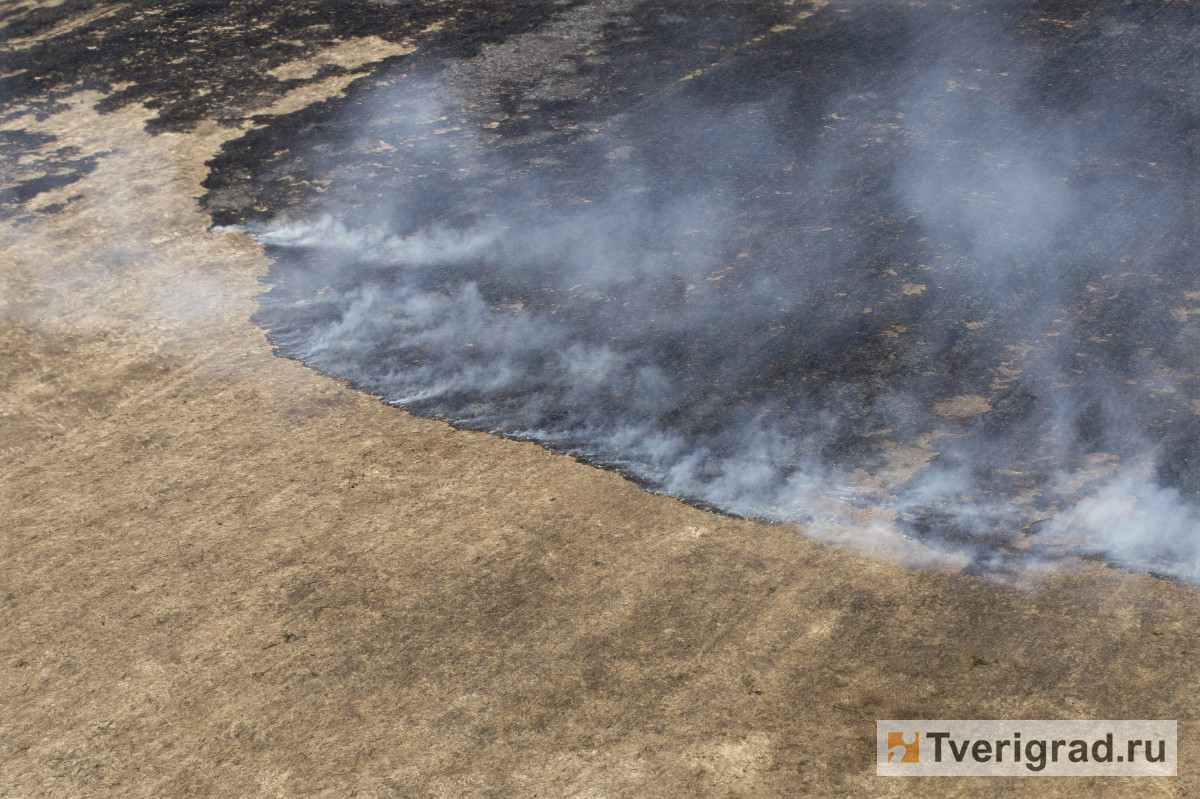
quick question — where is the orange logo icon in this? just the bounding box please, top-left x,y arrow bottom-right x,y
887,732 -> 919,763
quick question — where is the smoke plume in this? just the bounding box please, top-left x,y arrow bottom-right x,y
222,0 -> 1200,580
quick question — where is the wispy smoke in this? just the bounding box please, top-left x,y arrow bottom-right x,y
223,1 -> 1199,581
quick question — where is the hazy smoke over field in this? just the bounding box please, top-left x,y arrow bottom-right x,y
232,1 -> 1200,580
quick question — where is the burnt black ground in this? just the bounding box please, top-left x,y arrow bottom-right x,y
242,1 -> 1197,573
5,0 -> 1197,573
0,0 -> 596,220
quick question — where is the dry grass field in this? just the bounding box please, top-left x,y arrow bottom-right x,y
2,2 -> 1197,796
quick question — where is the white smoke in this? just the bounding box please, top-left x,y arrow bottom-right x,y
220,3 -> 1200,581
